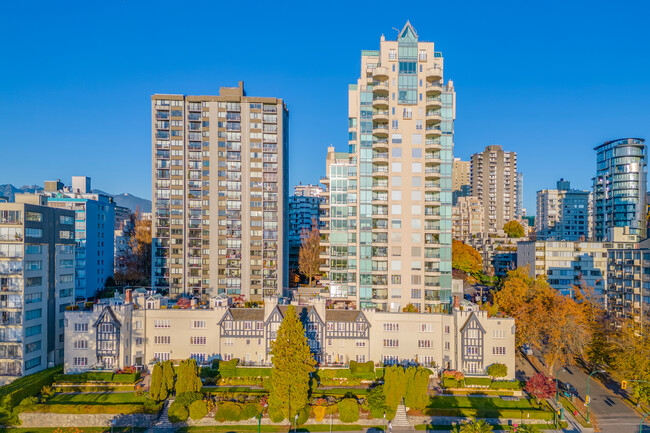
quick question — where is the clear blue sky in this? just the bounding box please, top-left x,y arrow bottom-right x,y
1,0 -> 649,215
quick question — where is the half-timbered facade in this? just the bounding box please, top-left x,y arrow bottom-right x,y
64,296 -> 515,379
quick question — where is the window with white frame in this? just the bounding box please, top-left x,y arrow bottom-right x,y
356,340 -> 366,347
74,323 -> 88,333
154,352 -> 170,361
420,323 -> 433,332
444,325 -> 450,334
493,346 -> 506,355
73,357 -> 88,366
383,339 -> 399,348
225,338 -> 234,346
466,362 -> 479,374
154,320 -> 171,328
190,353 -> 207,364
154,336 -> 170,345
356,354 -> 366,363
190,336 -> 207,345
493,329 -> 505,339
418,339 -> 432,348
444,341 -> 450,350
73,339 -> 87,349
191,320 -> 207,329
466,346 -> 480,355
383,323 -> 399,332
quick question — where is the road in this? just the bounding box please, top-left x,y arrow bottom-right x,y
517,352 -> 645,432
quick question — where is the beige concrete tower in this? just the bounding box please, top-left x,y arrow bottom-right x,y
320,22 -> 456,313
151,82 -> 289,301
470,145 -> 517,233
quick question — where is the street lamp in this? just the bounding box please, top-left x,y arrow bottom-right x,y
383,411 -> 386,432
294,413 -> 299,432
555,367 -> 566,402
641,410 -> 650,433
587,369 -> 606,423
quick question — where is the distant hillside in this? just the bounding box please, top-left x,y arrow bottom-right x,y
0,184 -> 43,201
113,193 -> 151,214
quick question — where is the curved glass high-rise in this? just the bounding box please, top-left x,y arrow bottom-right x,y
593,138 -> 647,240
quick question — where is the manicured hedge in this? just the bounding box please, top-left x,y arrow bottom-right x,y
168,400 -> 189,423
337,398 -> 359,423
349,360 -> 374,374
0,365 -> 62,425
465,377 -> 492,387
490,380 -> 523,390
189,400 -> 208,420
240,402 -> 262,420
214,359 -> 239,378
442,377 -> 463,388
53,371 -> 140,384
215,401 -> 242,422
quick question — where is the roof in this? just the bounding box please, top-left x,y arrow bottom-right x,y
228,308 -> 264,321
93,306 -> 122,329
325,310 -> 365,323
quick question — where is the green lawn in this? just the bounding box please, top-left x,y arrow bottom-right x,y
424,396 -> 554,420
558,396 -> 592,428
415,421 -> 569,431
0,429 -> 147,433
178,426 -> 379,432
45,392 -> 148,405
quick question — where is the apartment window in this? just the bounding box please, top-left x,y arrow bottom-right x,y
389,49 -> 396,60
60,259 -> 74,269
391,275 -> 401,284
356,355 -> 366,363
59,231 -> 73,239
444,326 -> 450,334
25,325 -> 42,337
72,357 -> 87,367
383,339 -> 399,348
191,320 -> 207,329
418,340 -> 433,348
25,308 -> 42,321
74,323 -> 88,333
356,340 -> 366,347
73,339 -> 88,349
25,261 -> 42,271
135,337 -> 143,346
190,353 -> 207,364
444,342 -> 450,350
493,346 -> 506,355
25,341 -> 41,354
467,347 -> 480,355
154,320 -> 171,328
25,293 -> 42,304
466,362 -> 479,375
60,215 -> 74,225
154,336 -> 170,345
420,323 -> 432,332
25,245 -> 42,255
493,329 -> 505,339
25,212 -> 41,222
190,336 -> 207,345
60,274 -> 73,283
154,352 -> 170,361
25,228 -> 43,238
383,323 -> 399,332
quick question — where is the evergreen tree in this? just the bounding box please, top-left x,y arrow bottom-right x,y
404,367 -> 429,409
176,359 -> 202,394
162,360 -> 176,394
269,305 -> 316,421
149,362 -> 167,402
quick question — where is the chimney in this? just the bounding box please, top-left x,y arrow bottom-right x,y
453,295 -> 460,310
125,289 -> 132,304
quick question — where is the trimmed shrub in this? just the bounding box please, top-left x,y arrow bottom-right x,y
487,363 -> 508,378
200,367 -> 219,378
465,377 -> 492,387
367,385 -> 387,419
215,401 -> 242,422
491,380 -> 523,390
0,365 -> 62,425
240,402 -> 261,420
144,398 -> 163,413
168,400 -> 189,423
442,377 -> 463,388
175,392 -> 203,407
112,372 -> 141,383
189,400 -> 208,420
349,360 -> 374,375
313,405 -> 327,422
337,398 -> 359,423
269,404 -> 284,422
216,359 -> 239,378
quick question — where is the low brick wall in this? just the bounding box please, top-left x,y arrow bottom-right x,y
19,412 -> 157,428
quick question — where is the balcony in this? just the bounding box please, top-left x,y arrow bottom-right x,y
371,167 -> 389,178
426,96 -> 442,110
425,140 -> 441,150
425,154 -> 441,165
372,80 -> 389,95
425,126 -> 442,139
373,152 -> 389,163
373,123 -> 389,138
425,82 -> 443,96
372,139 -> 389,151
372,96 -> 389,108
425,167 -> 441,179
373,109 -> 389,122
426,66 -> 443,82
425,111 -> 442,125
373,66 -> 389,80
372,182 -> 388,191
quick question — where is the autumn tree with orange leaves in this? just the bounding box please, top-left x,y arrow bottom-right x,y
115,211 -> 152,286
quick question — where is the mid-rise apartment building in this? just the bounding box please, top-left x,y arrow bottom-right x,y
536,179 -> 590,241
593,138 -> 647,241
470,145 -> 518,233
16,177 -> 115,300
0,202 -> 75,385
452,158 -> 470,205
517,227 -> 638,298
151,82 -> 289,300
64,293 -> 515,378
463,234 -> 522,277
288,185 -> 323,274
452,196 -> 484,239
320,22 -> 455,313
606,238 -> 650,324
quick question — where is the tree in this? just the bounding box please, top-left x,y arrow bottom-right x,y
175,359 -> 202,394
402,303 -> 418,313
383,365 -> 406,419
524,372 -> 556,402
453,419 -> 494,433
149,362 -> 167,402
115,211 -> 152,286
269,305 -> 316,421
367,385 -> 388,419
298,224 -> 321,287
452,240 -> 482,275
404,367 -> 429,410
503,220 -> 524,238
162,360 -> 175,394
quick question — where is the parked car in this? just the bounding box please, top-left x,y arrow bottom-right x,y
559,381 -> 579,398
520,344 -> 533,356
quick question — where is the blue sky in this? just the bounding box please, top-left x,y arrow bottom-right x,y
1,0 -> 649,215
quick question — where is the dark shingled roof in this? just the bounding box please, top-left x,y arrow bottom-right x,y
229,308 -> 265,321
325,310 -> 364,322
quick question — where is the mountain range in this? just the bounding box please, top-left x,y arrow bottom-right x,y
0,184 -> 151,214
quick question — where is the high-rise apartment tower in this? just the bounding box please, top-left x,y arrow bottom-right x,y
151,82 -> 289,300
320,22 -> 455,313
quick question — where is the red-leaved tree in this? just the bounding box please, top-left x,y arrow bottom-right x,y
525,372 -> 556,402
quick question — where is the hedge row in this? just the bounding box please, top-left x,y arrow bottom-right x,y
423,407 -> 554,420
53,372 -> 140,384
53,385 -> 136,392
18,401 -> 162,415
215,401 -> 262,422
0,365 -> 62,425
442,377 -> 523,390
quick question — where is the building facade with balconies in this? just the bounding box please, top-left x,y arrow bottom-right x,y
593,138 -> 647,241
288,185 -> 324,275
0,203 -> 75,385
536,179 -> 590,241
606,238 -> 650,325
320,22 -> 455,313
452,196 -> 484,239
470,145 -> 519,234
151,82 -> 289,300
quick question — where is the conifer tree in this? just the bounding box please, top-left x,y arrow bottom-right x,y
149,362 -> 167,402
269,305 -> 316,421
176,359 -> 202,394
162,360 -> 176,394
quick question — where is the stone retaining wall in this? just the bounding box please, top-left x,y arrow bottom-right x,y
18,413 -> 157,428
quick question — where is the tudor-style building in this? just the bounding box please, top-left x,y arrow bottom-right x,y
64,294 -> 515,379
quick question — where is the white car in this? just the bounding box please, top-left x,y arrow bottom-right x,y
521,344 -> 533,356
